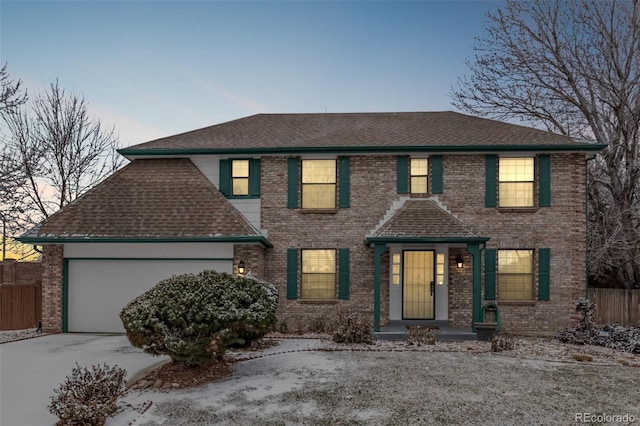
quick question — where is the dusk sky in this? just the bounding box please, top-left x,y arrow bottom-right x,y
1,1 -> 502,148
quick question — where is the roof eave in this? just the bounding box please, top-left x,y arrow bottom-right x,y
365,236 -> 491,246
17,235 -> 273,248
118,144 -> 607,158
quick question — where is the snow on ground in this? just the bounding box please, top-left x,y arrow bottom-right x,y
112,337 -> 640,425
2,331 -> 640,426
0,332 -> 167,426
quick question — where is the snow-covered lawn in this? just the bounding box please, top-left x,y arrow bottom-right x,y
114,337 -> 640,425
1,331 -> 640,425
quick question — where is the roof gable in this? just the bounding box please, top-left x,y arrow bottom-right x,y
371,198 -> 482,241
35,159 -> 261,240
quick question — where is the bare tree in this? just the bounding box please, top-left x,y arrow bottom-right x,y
451,0 -> 640,289
1,79 -> 124,248
0,63 -> 27,114
0,64 -> 28,260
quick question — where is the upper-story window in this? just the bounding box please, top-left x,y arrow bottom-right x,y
397,155 -> 443,195
410,158 -> 428,194
219,158 -> 260,198
302,159 -> 336,209
499,157 -> 534,207
232,159 -> 250,196
498,249 -> 534,300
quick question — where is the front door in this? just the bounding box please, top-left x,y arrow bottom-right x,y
403,250 -> 435,319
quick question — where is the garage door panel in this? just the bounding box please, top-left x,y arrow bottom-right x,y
67,259 -> 230,333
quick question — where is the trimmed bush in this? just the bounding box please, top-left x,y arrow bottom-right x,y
490,333 -> 518,352
407,325 -> 439,346
120,270 -> 278,366
48,363 -> 126,426
556,298 -> 640,353
332,311 -> 374,344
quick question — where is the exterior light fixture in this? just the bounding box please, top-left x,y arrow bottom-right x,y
456,255 -> 464,269
238,259 -> 246,275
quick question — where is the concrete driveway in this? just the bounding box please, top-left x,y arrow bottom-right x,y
0,333 -> 165,426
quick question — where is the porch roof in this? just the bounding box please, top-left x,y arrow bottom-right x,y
365,198 -> 489,245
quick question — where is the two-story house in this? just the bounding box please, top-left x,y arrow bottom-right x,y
21,112 -> 604,335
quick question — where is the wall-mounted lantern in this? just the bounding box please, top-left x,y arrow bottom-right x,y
237,259 -> 246,275
456,254 -> 464,269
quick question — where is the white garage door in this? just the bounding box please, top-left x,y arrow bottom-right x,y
67,259 -> 231,333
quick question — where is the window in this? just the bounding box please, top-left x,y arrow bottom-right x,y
301,249 -> 336,299
410,158 -> 428,194
498,250 -> 534,300
302,160 -> 336,209
220,158 -> 260,198
231,160 -> 249,196
499,158 -> 534,207
392,253 -> 401,285
436,253 -> 445,285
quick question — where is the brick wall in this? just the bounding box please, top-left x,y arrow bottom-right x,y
0,259 -> 42,286
259,153 -> 587,333
41,245 -> 63,332
233,244 -> 266,278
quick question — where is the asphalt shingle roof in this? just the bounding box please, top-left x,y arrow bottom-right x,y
36,159 -> 259,239
124,111 -> 592,153
373,198 -> 480,239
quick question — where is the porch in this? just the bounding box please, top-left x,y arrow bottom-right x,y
375,320 -> 477,341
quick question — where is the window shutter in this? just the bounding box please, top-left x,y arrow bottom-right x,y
485,248 -> 496,300
287,158 -> 299,209
431,155 -> 443,194
286,248 -> 298,300
397,155 -> 409,194
539,155 -> 551,207
249,158 -> 261,197
219,159 -> 230,197
338,248 -> 350,300
485,155 -> 497,207
538,248 -> 551,300
338,157 -> 350,208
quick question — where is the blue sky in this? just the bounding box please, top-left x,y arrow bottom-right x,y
1,1 -> 501,147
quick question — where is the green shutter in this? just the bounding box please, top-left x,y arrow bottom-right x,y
338,157 -> 350,208
287,158 -> 299,209
539,155 -> 551,207
485,248 -> 496,300
431,155 -> 443,194
538,248 -> 551,300
287,248 -> 298,300
249,158 -> 261,197
485,155 -> 497,207
397,155 -> 409,194
219,159 -> 230,197
338,248 -> 350,300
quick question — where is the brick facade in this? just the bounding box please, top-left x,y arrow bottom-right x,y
41,245 -> 64,332
259,153 -> 587,333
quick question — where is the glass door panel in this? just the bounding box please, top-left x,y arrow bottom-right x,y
403,251 -> 435,319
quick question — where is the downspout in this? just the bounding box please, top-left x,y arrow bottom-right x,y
585,155 -> 597,299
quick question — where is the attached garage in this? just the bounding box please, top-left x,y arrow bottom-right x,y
66,258 -> 231,333
60,242 -> 235,333
19,158 -> 272,333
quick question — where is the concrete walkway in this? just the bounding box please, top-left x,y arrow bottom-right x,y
0,333 -> 165,426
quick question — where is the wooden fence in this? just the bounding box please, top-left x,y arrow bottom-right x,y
0,284 -> 42,330
587,287 -> 640,326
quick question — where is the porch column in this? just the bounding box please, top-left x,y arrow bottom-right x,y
373,243 -> 386,332
467,243 -> 482,331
